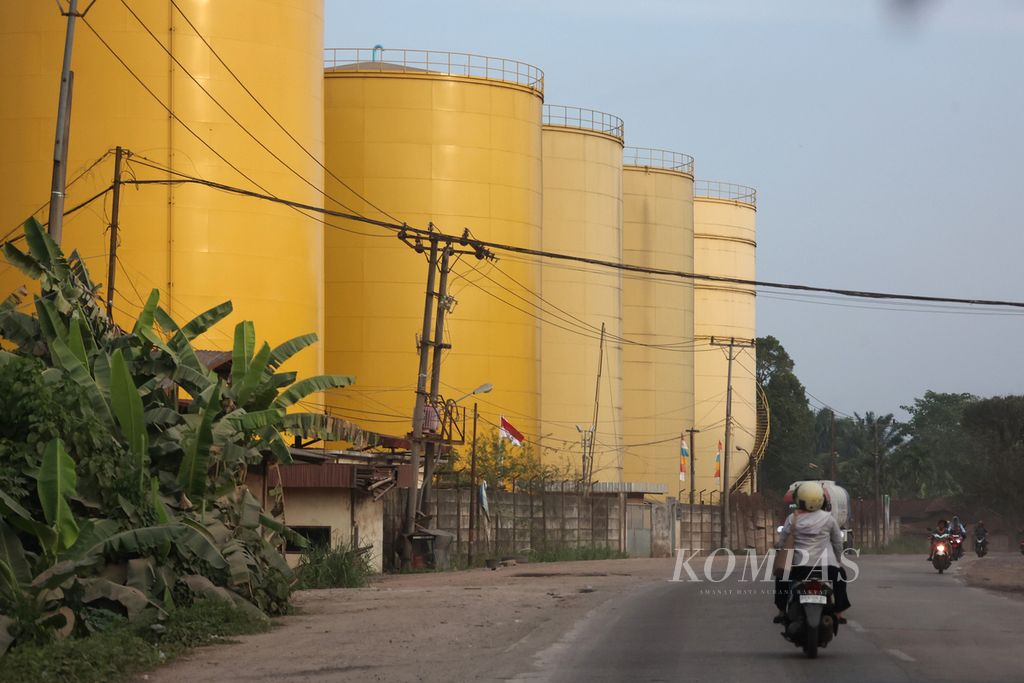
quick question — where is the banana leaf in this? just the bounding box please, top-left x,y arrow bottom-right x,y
48,337 -> 114,427
35,297 -> 68,344
180,301 -> 232,341
0,489 -> 58,552
0,519 -> 31,585
234,341 -> 271,405
232,320 -> 256,388
177,381 -> 221,499
228,408 -> 284,433
1,241 -> 43,279
38,439 -> 79,553
23,217 -> 68,279
60,518 -> 120,562
80,577 -> 150,620
274,374 -> 354,409
111,349 -> 148,490
268,333 -> 318,371
66,313 -> 88,366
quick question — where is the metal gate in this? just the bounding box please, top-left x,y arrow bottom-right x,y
626,502 -> 652,557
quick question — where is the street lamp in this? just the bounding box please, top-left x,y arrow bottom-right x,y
462,383 -> 493,567
453,383 -> 493,404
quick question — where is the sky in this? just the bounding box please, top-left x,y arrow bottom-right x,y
324,0 -> 1024,419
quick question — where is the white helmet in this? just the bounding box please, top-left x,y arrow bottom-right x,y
795,482 -> 825,512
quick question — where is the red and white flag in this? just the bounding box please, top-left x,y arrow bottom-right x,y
499,416 -> 525,447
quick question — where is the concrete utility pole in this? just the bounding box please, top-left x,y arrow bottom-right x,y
397,227 -> 494,570
830,410 -> 838,482
105,147 -> 125,318
402,236 -> 439,570
47,0 -> 97,244
873,420 -> 881,549
710,336 -> 755,551
468,402 -> 479,566
417,244 -> 453,514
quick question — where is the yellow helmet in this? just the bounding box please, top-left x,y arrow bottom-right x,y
796,482 -> 825,512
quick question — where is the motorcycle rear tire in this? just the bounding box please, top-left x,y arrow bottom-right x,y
802,624 -> 818,659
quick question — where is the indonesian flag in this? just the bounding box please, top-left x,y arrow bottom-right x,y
714,440 -> 722,481
679,437 -> 689,482
499,416 -> 525,447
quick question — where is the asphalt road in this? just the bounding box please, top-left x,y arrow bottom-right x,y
512,554 -> 1024,683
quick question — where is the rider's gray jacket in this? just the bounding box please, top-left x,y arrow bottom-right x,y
778,509 -> 844,567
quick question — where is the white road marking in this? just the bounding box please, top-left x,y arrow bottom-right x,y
847,619 -> 866,633
887,648 -> 916,663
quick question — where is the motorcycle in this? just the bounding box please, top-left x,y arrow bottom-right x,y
975,535 -> 988,558
931,533 -> 952,574
780,569 -> 839,659
948,532 -> 964,561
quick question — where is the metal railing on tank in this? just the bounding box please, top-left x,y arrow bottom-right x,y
623,147 -> 695,174
694,179 -> 757,207
543,105 -> 624,141
324,47 -> 544,94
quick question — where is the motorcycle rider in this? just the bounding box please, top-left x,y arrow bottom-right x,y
772,482 -> 851,624
928,519 -> 949,561
974,520 -> 988,552
949,515 -> 967,559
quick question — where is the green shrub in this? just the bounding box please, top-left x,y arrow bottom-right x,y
0,601 -> 268,683
295,543 -> 373,589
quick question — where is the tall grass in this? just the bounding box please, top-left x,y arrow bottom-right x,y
295,543 -> 374,589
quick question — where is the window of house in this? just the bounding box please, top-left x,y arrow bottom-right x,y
287,525 -> 331,552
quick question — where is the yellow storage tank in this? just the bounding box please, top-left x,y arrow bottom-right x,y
622,148 -> 695,500
0,1 -> 326,380
693,181 -> 757,495
323,48 -> 544,438
540,105 -> 624,482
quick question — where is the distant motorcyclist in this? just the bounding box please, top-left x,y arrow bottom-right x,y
950,516 -> 967,538
974,521 -> 988,541
949,516 -> 967,559
772,482 -> 851,624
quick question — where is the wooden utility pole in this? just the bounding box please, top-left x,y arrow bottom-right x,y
583,323 -> 606,485
105,147 -> 125,318
873,420 -> 881,549
710,336 -> 755,551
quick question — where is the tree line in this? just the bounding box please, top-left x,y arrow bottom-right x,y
757,335 -> 1024,531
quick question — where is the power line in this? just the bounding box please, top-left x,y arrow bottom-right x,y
164,0 -> 404,225
117,1 -> 366,219
111,169 -> 1024,311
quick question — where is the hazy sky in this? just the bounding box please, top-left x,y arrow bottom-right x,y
324,0 -> 1024,418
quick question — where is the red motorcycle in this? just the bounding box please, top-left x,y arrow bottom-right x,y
948,532 -> 964,561
931,533 -> 952,574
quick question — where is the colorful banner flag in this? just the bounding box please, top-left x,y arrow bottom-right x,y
499,416 -> 525,447
679,437 -> 690,482
714,440 -> 722,481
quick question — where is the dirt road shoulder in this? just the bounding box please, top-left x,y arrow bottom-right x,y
142,558 -> 675,683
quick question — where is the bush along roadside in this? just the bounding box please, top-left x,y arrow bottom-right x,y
294,543 -> 374,589
0,218 -> 357,657
0,600 -> 269,683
